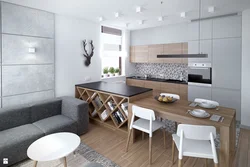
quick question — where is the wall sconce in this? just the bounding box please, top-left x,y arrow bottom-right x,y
28,47 -> 36,53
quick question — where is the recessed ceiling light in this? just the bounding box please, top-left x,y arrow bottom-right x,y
125,23 -> 129,28
115,12 -> 120,18
138,20 -> 144,25
180,12 -> 186,18
99,17 -> 104,22
136,6 -> 142,13
158,16 -> 163,21
208,6 -> 215,13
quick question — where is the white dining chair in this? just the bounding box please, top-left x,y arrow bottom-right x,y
172,124 -> 218,167
126,105 -> 166,164
194,98 -> 219,107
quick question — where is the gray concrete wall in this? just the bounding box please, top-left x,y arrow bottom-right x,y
1,2 -> 55,107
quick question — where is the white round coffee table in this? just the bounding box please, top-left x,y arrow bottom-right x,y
27,132 -> 80,167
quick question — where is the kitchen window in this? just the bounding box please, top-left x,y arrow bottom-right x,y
101,26 -> 123,77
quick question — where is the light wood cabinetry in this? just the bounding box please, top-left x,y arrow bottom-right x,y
163,43 -> 183,64
179,84 -> 188,100
126,79 -> 145,87
130,43 -> 188,64
126,79 -> 188,100
160,82 -> 179,94
144,80 -> 161,96
130,46 -> 135,62
148,44 -> 164,63
182,43 -> 188,64
130,45 -> 148,63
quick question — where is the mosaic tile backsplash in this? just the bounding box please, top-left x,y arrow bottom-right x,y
134,63 -> 188,81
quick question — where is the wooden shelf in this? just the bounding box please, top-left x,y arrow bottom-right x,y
76,86 -> 129,133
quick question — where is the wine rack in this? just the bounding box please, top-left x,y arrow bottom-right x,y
75,86 -> 129,133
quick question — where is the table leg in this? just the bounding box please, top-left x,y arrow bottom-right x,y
128,104 -> 135,144
230,116 -> 236,155
63,157 -> 67,167
33,161 -> 38,167
220,126 -> 231,167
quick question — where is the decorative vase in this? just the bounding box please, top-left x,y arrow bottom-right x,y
115,73 -> 119,76
103,74 -> 108,78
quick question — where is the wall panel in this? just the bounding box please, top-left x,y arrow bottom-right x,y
2,65 -> 54,96
2,90 -> 54,107
1,2 -> 55,108
2,2 -> 54,38
2,34 -> 54,65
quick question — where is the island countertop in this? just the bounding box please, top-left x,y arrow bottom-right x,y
76,81 -> 153,97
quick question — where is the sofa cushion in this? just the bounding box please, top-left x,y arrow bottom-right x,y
0,124 -> 44,166
0,104 -> 31,131
33,115 -> 77,135
30,98 -> 62,122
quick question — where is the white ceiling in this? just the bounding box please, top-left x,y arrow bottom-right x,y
3,0 -> 250,30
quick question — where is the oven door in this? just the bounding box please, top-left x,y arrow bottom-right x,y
188,63 -> 212,87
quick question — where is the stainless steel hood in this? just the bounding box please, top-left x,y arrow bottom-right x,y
157,54 -> 208,58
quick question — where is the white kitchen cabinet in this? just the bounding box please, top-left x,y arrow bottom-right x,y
188,85 -> 212,101
212,38 -> 242,90
187,20 -> 212,41
188,40 -> 212,63
212,88 -> 241,120
213,16 -> 242,39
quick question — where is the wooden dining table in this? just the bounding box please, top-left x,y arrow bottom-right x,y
128,97 -> 236,167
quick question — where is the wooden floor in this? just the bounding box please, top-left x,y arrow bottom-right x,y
234,128 -> 250,167
81,123 -> 227,167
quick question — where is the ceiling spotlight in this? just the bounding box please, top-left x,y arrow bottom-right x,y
208,6 -> 215,13
138,20 -> 144,25
180,12 -> 186,18
99,17 -> 104,22
136,6 -> 142,13
115,12 -> 120,18
158,16 -> 163,21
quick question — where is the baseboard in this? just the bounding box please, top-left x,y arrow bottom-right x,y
240,124 -> 250,130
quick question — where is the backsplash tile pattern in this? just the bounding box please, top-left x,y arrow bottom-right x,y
135,63 -> 188,81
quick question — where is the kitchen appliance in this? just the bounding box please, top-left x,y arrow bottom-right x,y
188,63 -> 212,87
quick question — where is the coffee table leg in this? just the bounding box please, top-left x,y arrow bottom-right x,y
33,161 -> 38,167
63,157 -> 67,167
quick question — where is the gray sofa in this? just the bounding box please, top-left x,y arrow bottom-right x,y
0,96 -> 89,167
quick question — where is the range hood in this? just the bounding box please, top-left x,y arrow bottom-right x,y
157,54 -> 208,58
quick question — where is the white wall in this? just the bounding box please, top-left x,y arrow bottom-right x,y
241,9 -> 250,127
55,15 -> 101,97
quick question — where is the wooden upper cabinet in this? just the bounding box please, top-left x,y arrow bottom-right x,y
148,44 -> 164,63
163,43 -> 183,64
182,43 -> 188,64
133,45 -> 148,63
130,43 -> 188,64
130,46 -> 135,63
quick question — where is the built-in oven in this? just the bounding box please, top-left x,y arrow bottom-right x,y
188,63 -> 212,87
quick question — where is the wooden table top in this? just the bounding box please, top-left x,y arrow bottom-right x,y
129,97 -> 236,128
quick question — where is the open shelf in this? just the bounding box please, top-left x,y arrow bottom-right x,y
76,86 -> 129,133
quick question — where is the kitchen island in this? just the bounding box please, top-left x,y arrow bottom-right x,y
75,81 -> 153,134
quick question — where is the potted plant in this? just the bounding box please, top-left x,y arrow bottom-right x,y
103,67 -> 109,78
109,67 -> 115,76
115,68 -> 120,76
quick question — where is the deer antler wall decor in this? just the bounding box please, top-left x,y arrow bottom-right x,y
82,40 -> 94,66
